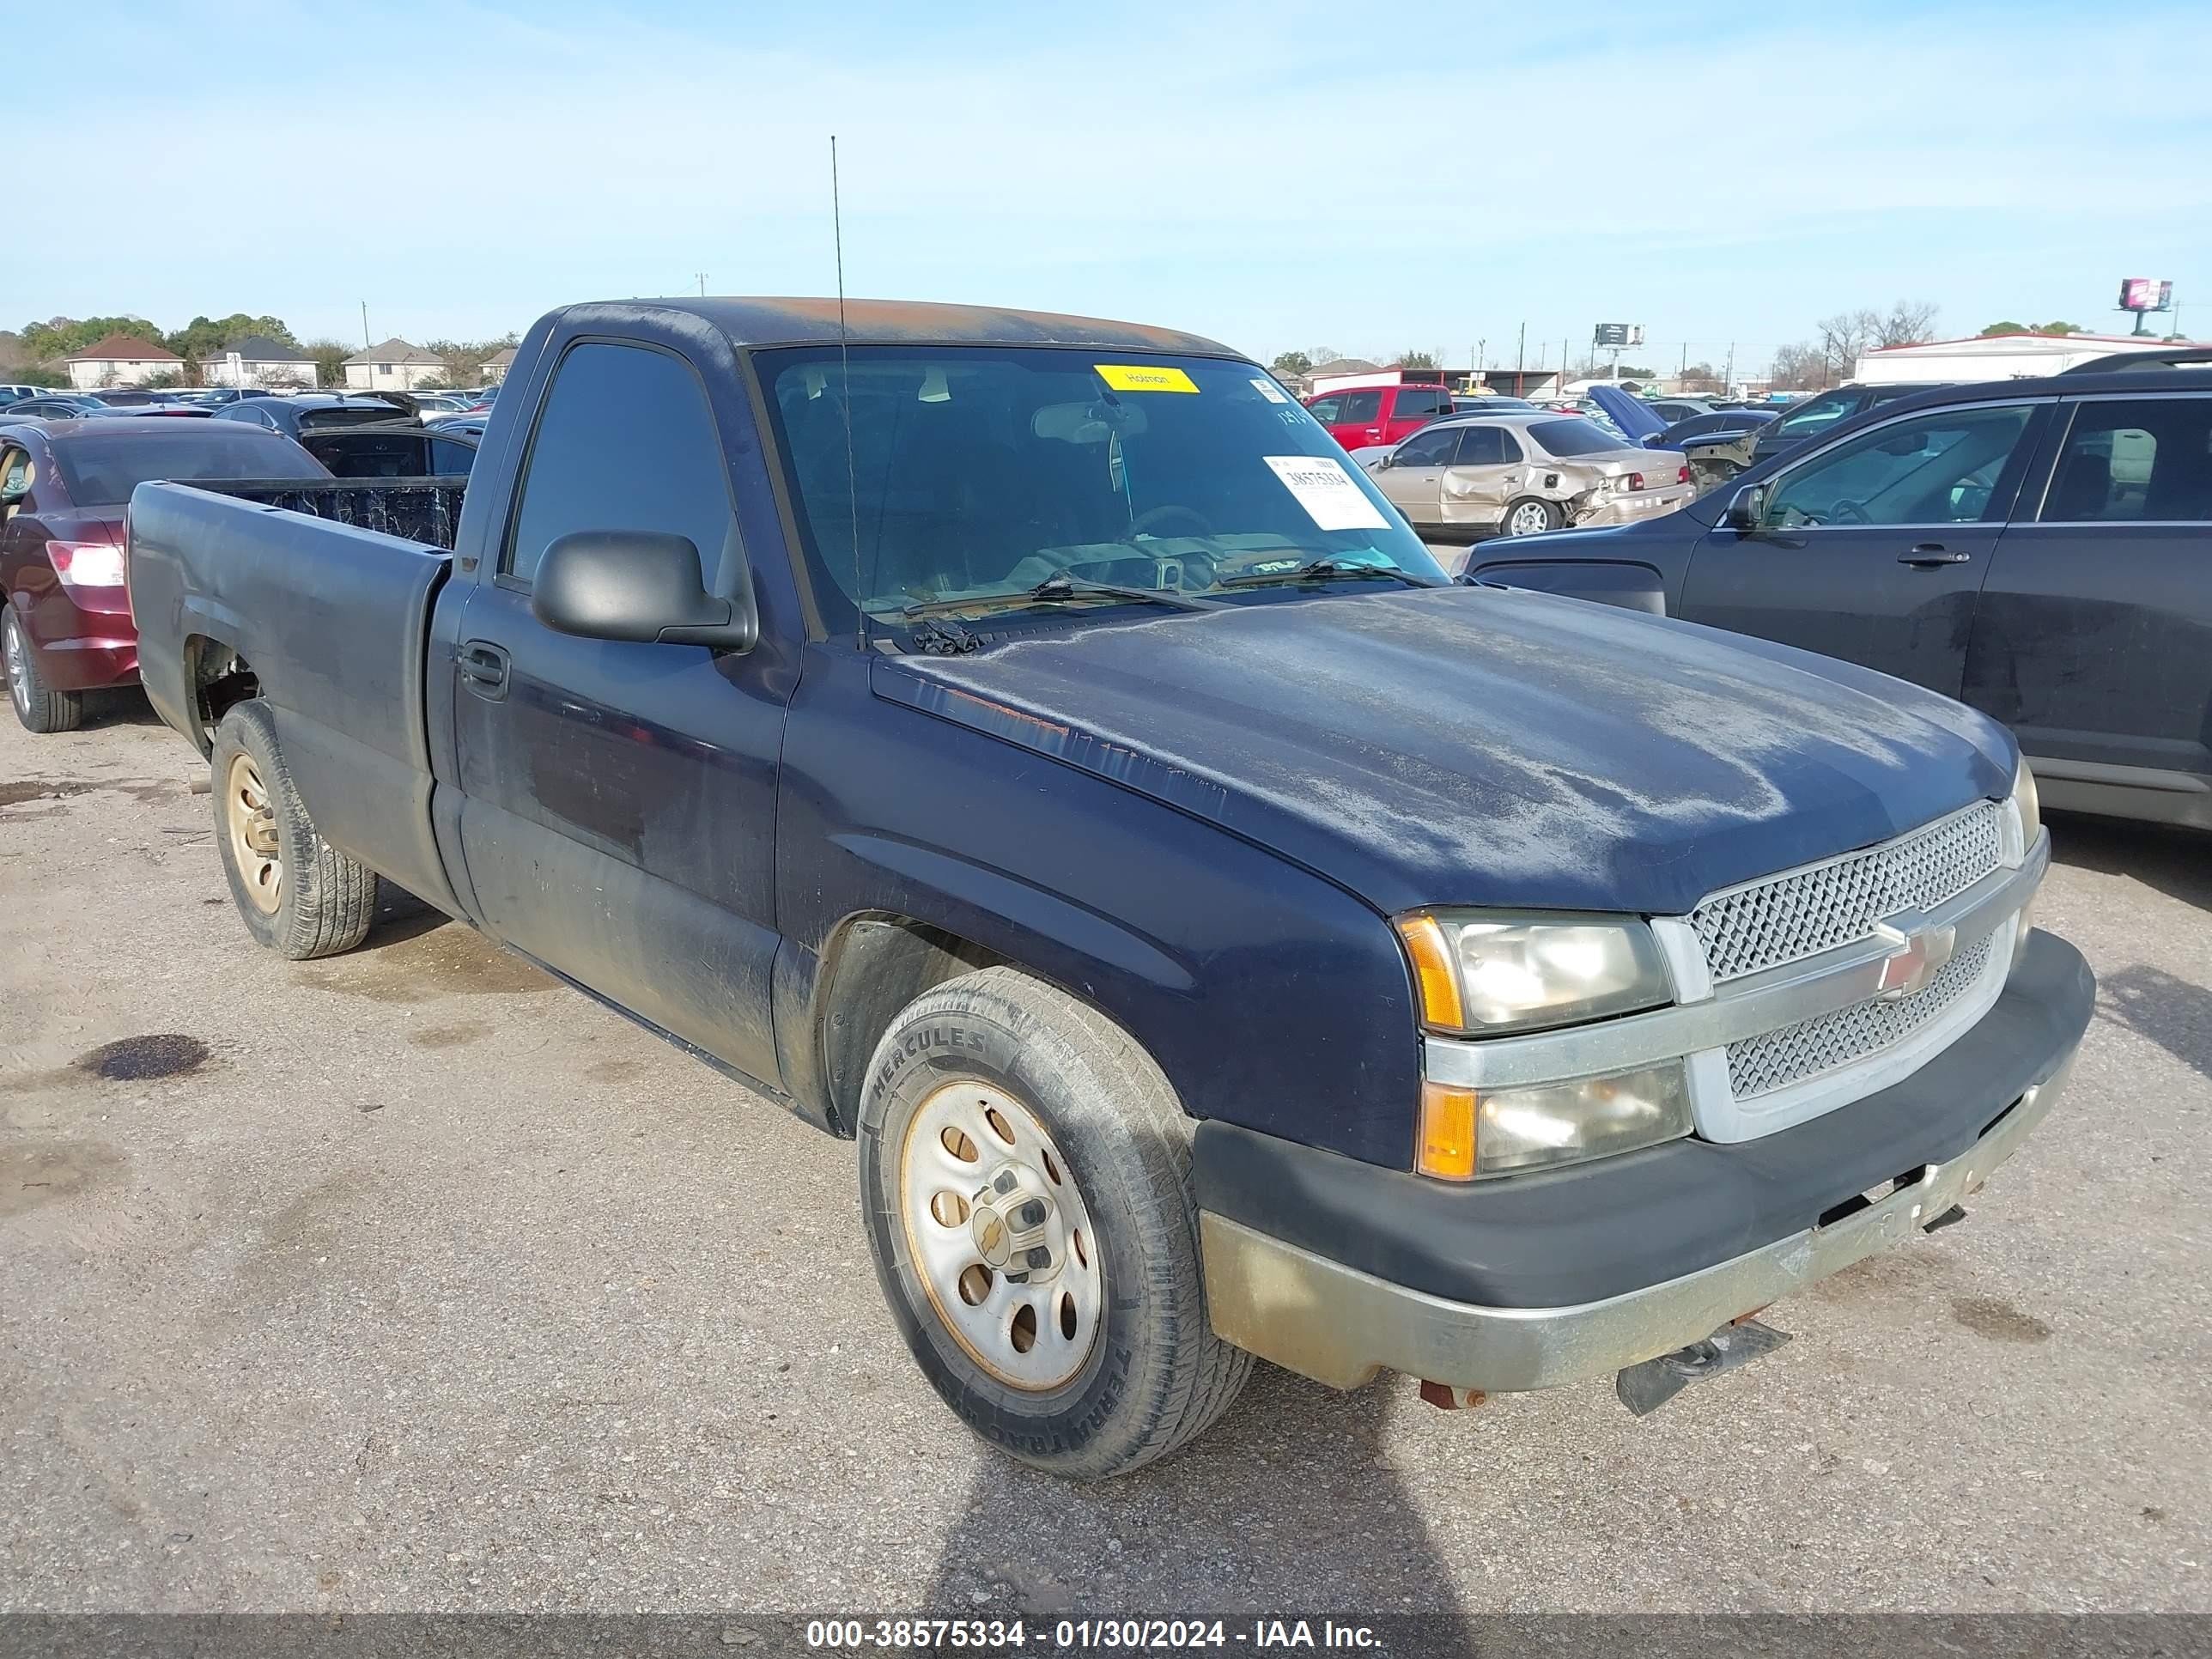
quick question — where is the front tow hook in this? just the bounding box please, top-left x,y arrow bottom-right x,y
1615,1317 -> 1793,1417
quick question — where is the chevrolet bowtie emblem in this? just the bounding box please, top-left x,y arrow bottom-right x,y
1874,912 -> 1957,1000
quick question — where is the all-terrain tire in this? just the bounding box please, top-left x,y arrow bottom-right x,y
210,701 -> 375,960
3,605 -> 84,734
858,966 -> 1251,1479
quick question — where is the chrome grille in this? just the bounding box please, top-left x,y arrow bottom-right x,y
1691,801 -> 2002,983
1725,933 -> 1995,1099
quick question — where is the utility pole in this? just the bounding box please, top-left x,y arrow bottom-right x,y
1724,341 -> 1735,395
696,272 -> 708,296
360,301 -> 370,350
1516,321 -> 1526,394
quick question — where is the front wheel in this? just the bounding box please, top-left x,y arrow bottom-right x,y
858,967 -> 1250,1479
3,605 -> 83,734
1503,496 -> 1563,537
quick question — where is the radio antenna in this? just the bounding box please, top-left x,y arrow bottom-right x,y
832,134 -> 866,653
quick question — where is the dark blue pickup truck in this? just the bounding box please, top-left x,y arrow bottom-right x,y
126,299 -> 2090,1477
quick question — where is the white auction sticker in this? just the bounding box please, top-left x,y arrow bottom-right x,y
1263,455 -> 1389,531
1250,377 -> 1290,404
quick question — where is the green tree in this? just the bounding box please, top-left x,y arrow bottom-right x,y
18,315 -> 165,366
301,340 -> 353,389
1270,349 -> 1313,378
1979,320 -> 2026,336
161,314 -> 303,386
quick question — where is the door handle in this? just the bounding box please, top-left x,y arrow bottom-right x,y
1897,544 -> 1971,567
458,641 -> 510,696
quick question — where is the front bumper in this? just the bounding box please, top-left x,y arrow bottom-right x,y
1195,928 -> 2092,1393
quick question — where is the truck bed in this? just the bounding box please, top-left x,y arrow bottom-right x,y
126,478 -> 465,918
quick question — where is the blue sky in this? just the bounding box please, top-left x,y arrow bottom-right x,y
15,0 -> 2211,372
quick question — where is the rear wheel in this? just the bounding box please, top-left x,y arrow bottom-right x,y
1503,496 -> 1562,537
210,701 -> 375,959
3,605 -> 84,734
858,967 -> 1250,1479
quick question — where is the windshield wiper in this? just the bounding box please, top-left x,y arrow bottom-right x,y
1217,557 -> 1438,590
899,571 -> 1224,619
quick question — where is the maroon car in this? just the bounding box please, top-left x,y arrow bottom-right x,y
1,418 -> 326,732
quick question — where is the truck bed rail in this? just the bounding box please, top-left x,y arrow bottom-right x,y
195,477 -> 469,552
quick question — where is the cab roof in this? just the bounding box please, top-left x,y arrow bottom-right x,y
564,296 -> 1241,358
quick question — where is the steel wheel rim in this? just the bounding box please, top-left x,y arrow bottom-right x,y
224,751 -> 283,914
3,613 -> 26,716
898,1079 -> 1105,1393
1510,503 -> 1549,536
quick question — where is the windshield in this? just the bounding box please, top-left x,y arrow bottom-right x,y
53,428 -> 325,504
757,345 -> 1444,633
1771,392 -> 1851,441
1527,417 -> 1622,457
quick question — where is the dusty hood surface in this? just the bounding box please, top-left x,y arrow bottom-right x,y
875,586 -> 2015,918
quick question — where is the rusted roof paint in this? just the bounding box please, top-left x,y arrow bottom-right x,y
558,297 -> 1240,356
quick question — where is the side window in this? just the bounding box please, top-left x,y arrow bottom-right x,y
1392,387 -> 1446,420
1306,396 -> 1344,423
1,446 -> 29,515
1339,391 -> 1382,424
504,342 -> 735,585
1454,425 -> 1509,466
2043,397 -> 2212,523
1392,426 -> 1459,467
1765,404 -> 2035,529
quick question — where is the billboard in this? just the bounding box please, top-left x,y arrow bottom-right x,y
1593,323 -> 1645,348
2118,278 -> 2173,313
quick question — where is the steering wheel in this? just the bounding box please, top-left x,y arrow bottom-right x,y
1131,504 -> 1214,539
1828,498 -> 1872,526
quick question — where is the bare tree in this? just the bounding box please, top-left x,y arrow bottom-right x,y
1680,362 -> 1721,391
1871,300 -> 1940,349
1768,343 -> 1828,391
1817,312 -> 1875,380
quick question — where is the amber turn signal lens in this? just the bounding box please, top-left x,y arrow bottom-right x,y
1396,914 -> 1466,1031
1418,1082 -> 1479,1182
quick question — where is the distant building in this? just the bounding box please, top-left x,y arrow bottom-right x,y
202,336 -> 316,390
343,338 -> 447,392
64,332 -> 184,390
482,347 -> 518,385
1856,331 -> 2204,385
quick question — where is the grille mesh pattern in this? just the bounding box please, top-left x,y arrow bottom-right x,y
1691,802 -> 2002,983
1725,933 -> 1996,1099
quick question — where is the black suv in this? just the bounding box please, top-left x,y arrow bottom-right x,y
1465,360 -> 2212,830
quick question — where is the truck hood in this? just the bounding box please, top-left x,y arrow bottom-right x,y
875,586 -> 2015,917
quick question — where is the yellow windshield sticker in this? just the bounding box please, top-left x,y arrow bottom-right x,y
1094,363 -> 1200,394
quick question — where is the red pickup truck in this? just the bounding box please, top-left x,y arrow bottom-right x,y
1304,381 -> 1453,451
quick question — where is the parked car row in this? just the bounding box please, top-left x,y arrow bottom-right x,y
2,389 -> 480,731
1462,346 -> 2212,831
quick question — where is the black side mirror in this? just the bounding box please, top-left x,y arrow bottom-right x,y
1724,483 -> 1766,533
531,530 -> 757,652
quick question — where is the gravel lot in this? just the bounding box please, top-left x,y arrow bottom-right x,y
3,696 -> 2208,1618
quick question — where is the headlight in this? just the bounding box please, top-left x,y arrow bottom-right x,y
1420,1064 -> 1694,1179
2014,755 -> 2041,849
1396,911 -> 1673,1036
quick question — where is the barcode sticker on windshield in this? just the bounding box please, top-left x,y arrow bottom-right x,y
1250,377 -> 1290,404
1264,456 -> 1389,531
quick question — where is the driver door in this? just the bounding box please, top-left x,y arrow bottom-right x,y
1679,398 -> 2048,697
1370,422 -> 1458,526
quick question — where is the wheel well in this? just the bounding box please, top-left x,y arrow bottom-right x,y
184,635 -> 258,754
816,915 -> 1006,1135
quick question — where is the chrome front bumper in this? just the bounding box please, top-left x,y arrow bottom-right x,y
1201,1045 -> 2078,1393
